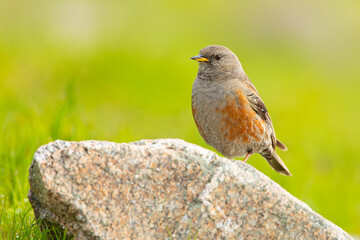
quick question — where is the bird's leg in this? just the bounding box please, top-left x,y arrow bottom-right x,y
243,150 -> 254,163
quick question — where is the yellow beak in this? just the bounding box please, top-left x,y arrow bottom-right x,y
190,54 -> 209,62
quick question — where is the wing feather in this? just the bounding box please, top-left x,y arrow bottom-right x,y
240,76 -> 286,151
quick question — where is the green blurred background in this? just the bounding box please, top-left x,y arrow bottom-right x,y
1,0 -> 360,236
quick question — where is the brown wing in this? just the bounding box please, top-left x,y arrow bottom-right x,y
240,77 -> 269,121
241,77 -> 281,150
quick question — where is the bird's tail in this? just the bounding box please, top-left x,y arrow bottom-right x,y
261,150 -> 291,176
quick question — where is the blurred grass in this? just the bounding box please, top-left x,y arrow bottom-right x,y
1,0 -> 360,237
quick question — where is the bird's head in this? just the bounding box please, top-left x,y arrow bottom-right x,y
191,45 -> 244,80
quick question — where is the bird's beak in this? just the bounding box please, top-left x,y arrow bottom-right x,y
190,54 -> 209,62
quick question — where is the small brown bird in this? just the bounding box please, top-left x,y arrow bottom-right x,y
191,45 -> 291,176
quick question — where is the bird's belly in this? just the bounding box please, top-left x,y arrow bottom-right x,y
192,85 -> 266,158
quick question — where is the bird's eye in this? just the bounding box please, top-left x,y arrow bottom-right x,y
215,54 -> 222,61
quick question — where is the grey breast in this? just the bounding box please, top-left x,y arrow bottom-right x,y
192,77 -> 249,157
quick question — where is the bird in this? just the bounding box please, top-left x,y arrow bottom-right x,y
191,45 -> 291,176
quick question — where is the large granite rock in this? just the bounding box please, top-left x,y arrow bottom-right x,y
28,139 -> 352,239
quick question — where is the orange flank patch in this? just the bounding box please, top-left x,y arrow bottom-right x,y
218,90 -> 265,143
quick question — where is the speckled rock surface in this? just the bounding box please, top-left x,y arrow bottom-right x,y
28,139 -> 352,239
